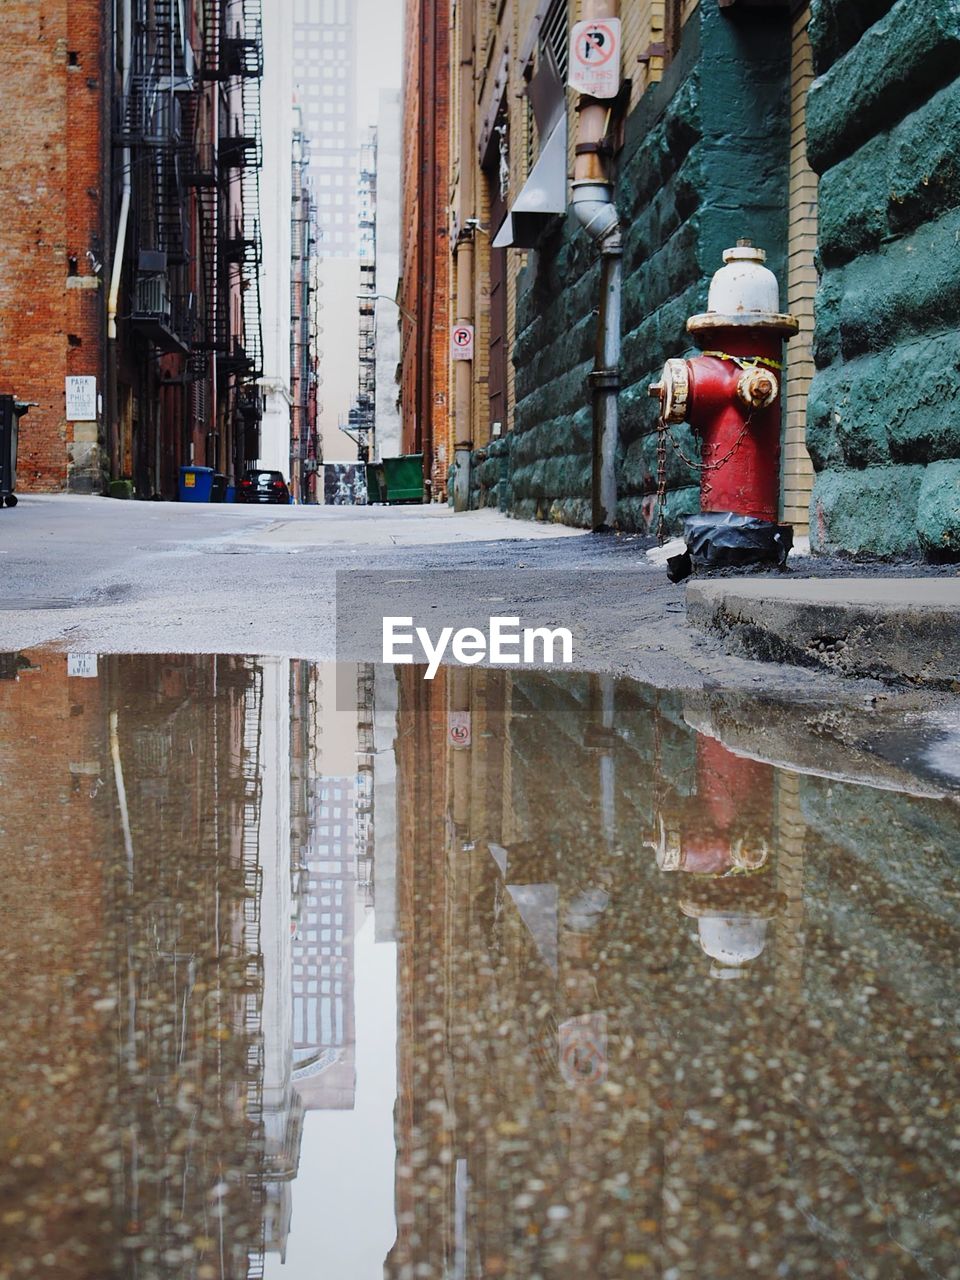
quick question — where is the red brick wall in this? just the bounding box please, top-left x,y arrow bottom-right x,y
0,1 -> 104,492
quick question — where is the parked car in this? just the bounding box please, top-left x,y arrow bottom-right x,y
236,469 -> 290,504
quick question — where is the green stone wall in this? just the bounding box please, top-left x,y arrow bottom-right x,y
807,0 -> 960,559
468,432 -> 510,510
508,4 -> 792,532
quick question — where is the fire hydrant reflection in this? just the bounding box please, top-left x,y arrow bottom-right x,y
645,730 -> 784,978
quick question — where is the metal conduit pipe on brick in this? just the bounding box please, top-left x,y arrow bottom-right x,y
107,0 -> 134,341
571,0 -> 622,531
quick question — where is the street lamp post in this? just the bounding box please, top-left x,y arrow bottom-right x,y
355,292 -> 416,327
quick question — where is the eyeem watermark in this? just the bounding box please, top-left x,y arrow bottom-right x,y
383,616 -> 574,680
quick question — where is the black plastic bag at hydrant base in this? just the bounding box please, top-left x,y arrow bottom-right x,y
666,512 -> 793,582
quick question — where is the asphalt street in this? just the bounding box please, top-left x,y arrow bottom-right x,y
0,494 -> 956,723
0,494 -> 811,688
0,494 -> 956,822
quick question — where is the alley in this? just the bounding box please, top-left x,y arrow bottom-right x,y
1,0 -> 959,1275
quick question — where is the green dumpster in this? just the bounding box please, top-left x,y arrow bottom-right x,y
365,462 -> 386,504
382,454 -> 424,504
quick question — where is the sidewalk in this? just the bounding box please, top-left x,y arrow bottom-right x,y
686,576 -> 960,690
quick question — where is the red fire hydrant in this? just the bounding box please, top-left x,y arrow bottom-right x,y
648,242 -> 798,575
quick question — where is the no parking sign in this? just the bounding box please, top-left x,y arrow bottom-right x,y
567,18 -> 621,98
448,710 -> 472,748
451,324 -> 474,361
558,1013 -> 608,1089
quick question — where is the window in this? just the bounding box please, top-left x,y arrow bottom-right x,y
664,0 -> 684,63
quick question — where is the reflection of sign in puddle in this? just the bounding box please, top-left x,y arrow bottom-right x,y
558,1013 -> 608,1089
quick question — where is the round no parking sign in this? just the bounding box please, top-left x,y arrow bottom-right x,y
451,324 -> 474,361
567,18 -> 621,98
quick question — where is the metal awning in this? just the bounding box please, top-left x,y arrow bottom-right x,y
492,117 -> 567,249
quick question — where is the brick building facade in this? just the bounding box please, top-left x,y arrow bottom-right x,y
0,0 -> 105,491
0,1 -> 266,499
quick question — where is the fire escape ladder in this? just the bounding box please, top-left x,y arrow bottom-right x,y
217,0 -> 263,384
190,0 -> 223,362
198,0 -> 222,81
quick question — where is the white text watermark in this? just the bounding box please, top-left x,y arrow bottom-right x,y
383,616 -> 574,680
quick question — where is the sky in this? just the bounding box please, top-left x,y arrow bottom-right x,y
355,0 -> 404,127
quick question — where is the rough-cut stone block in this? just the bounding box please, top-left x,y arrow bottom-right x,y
838,210 -> 960,360
916,460 -> 960,560
819,77 -> 960,267
808,0 -> 898,76
812,274 -> 842,370
807,0 -> 960,173
810,464 -> 924,556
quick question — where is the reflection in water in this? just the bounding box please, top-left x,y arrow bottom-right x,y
0,655 -> 957,1279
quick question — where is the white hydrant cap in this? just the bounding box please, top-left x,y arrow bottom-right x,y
696,915 -> 769,967
706,240 -> 781,316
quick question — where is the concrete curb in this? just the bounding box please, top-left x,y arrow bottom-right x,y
686,577 -> 960,690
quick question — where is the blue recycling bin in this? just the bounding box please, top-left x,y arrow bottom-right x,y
178,465 -> 215,502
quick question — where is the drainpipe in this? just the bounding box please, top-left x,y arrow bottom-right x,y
571,0 -> 621,531
107,0 -> 133,341
453,1 -> 476,513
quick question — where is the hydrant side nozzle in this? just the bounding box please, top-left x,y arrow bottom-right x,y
650,358 -> 690,424
736,365 -> 779,411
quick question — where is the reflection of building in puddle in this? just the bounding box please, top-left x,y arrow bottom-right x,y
387,665 -> 960,1280
289,664 -> 366,1113
0,654 -> 271,1280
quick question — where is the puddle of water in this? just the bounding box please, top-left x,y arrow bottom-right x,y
0,654 -> 957,1280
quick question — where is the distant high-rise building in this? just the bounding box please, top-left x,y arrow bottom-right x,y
291,0 -> 358,261
291,0 -> 361,464
374,88 -> 402,461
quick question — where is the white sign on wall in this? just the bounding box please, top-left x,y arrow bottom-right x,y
67,653 -> 99,679
65,376 -> 97,421
567,18 -> 622,99
451,324 -> 474,361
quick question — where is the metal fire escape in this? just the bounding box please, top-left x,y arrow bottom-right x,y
350,137 -> 377,462
192,0 -> 264,436
120,0 -> 198,354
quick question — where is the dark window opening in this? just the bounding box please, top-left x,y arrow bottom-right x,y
664,0 -> 684,63
540,0 -> 568,81
67,50 -> 80,67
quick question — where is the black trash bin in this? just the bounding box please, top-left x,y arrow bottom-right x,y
211,473 -> 227,503
0,396 -> 31,509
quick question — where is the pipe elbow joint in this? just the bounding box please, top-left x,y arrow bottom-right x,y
571,181 -> 622,253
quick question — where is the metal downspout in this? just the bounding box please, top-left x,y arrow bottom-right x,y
453,2 -> 476,513
571,0 -> 622,531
